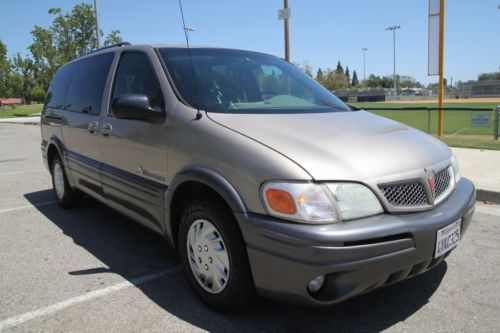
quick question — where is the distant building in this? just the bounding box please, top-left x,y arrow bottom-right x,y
0,98 -> 23,107
400,87 -> 431,96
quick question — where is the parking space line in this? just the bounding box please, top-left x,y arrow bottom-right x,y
0,169 -> 46,176
0,201 -> 57,214
0,266 -> 181,330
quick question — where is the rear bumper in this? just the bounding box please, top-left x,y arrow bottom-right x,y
236,178 -> 476,306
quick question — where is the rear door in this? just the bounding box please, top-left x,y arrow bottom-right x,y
99,51 -> 168,233
59,52 -> 115,201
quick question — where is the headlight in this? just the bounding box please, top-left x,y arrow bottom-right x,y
261,182 -> 340,223
326,183 -> 384,220
261,182 -> 383,224
450,152 -> 461,184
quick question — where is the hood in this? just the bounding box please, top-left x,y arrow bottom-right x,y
207,110 -> 451,181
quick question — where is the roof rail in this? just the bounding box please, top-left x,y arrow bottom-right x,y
99,42 -> 131,50
85,42 -> 131,56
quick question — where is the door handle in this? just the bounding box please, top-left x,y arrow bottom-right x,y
102,123 -> 113,137
87,121 -> 98,134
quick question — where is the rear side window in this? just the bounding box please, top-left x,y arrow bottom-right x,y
64,53 -> 114,115
45,63 -> 77,110
111,52 -> 164,110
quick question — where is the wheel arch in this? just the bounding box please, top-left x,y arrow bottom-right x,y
165,167 -> 247,249
46,136 -> 66,172
46,136 -> 77,188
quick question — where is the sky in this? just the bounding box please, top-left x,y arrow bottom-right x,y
1,0 -> 499,85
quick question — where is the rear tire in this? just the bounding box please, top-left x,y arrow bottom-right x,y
178,197 -> 256,312
51,155 -> 82,208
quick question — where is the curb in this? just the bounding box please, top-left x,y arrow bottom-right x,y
0,120 -> 40,125
476,189 -> 500,204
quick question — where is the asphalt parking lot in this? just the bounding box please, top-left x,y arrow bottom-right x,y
0,123 -> 499,333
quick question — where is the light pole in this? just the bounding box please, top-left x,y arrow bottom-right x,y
385,25 -> 401,96
94,0 -> 100,48
284,0 -> 290,62
362,48 -> 368,85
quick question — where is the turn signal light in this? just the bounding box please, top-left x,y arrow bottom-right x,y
265,189 -> 296,215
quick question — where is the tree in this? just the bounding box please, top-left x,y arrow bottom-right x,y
31,86 -> 46,103
478,72 -> 500,81
316,68 -> 324,82
351,70 -> 359,86
7,73 -> 24,98
24,3 -> 122,91
0,40 -> 26,98
345,66 -> 350,84
320,68 -> 349,90
104,30 -> 123,46
399,75 -> 423,88
292,61 -> 313,77
365,74 -> 382,88
366,74 -> 399,89
303,62 -> 313,77
0,39 -> 11,97
335,61 -> 344,74
12,53 -> 36,103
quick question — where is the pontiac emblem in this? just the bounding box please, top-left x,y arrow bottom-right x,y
425,167 -> 436,204
428,177 -> 436,198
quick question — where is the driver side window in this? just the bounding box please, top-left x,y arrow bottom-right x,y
111,52 -> 164,112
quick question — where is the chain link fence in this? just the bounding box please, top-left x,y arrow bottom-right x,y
334,80 -> 500,102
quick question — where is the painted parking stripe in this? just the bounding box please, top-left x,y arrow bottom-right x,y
0,169 -> 46,176
0,266 -> 181,330
0,201 -> 57,214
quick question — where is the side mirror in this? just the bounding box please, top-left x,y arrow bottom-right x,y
111,94 -> 164,122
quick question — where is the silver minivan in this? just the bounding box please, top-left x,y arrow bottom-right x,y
41,44 -> 475,312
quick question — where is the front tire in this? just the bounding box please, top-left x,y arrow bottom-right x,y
51,155 -> 82,208
178,198 -> 256,312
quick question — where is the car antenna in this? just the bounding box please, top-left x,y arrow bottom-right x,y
178,0 -> 202,120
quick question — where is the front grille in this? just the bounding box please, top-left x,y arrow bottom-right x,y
379,182 -> 427,206
379,166 -> 453,208
434,167 -> 451,198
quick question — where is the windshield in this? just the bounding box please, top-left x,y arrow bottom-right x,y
158,48 -> 351,114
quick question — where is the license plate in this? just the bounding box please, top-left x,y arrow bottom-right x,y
435,220 -> 461,258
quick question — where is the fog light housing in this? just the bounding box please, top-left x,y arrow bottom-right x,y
307,275 -> 325,293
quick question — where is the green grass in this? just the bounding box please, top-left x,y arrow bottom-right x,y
439,137 -> 500,151
352,102 -> 498,136
352,101 -> 500,150
0,104 -> 43,118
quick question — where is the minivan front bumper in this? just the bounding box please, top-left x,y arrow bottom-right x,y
236,177 -> 475,306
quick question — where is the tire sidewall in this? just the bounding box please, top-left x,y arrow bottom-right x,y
52,158 -> 67,202
178,199 -> 254,311
51,156 -> 80,207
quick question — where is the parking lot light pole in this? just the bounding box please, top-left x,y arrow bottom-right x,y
362,48 -> 368,84
385,25 -> 401,96
94,0 -> 100,48
278,1 -> 291,62
284,0 -> 290,62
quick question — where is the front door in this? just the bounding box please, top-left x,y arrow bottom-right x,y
99,51 -> 168,233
